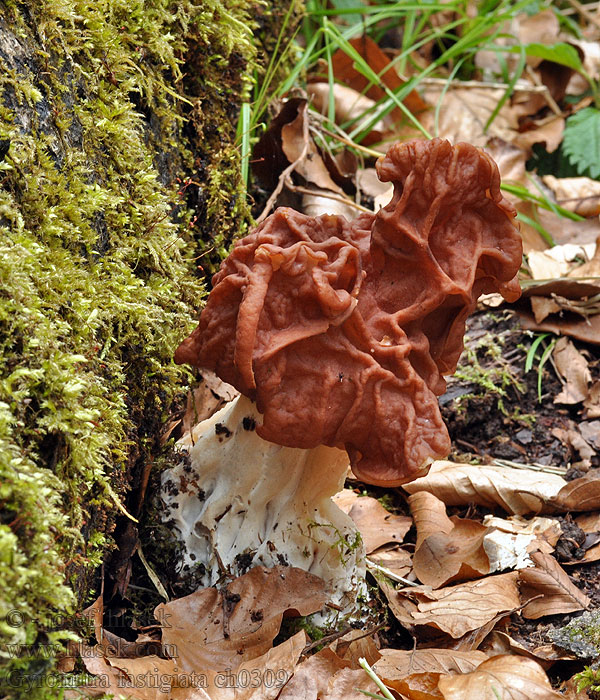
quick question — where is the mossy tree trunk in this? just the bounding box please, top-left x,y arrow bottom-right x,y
0,1 -> 293,695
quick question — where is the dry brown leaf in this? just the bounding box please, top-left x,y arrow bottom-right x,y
183,372 -> 238,436
425,87 -> 518,147
331,629 -> 381,668
375,648 -> 487,679
585,381 -> 600,418
348,496 -> 412,554
518,308 -> 600,346
542,175 -> 600,217
356,168 -> 394,210
386,572 -> 520,639
437,654 -> 563,699
307,83 -> 386,136
409,492 -> 490,587
281,103 -> 343,194
552,426 -> 595,468
520,551 -> 590,618
551,471 -> 600,512
530,295 -> 561,323
403,461 -> 566,515
480,630 -> 574,664
513,117 -> 564,154
277,647 -> 381,700
191,631 -> 307,700
157,566 -> 327,673
368,544 -> 413,579
379,671 -> 443,700
576,511 -> 600,533
277,648 -> 349,700
301,189 -> 359,219
552,337 -> 592,404
320,668 -> 383,700
104,656 -> 181,700
330,35 -> 427,121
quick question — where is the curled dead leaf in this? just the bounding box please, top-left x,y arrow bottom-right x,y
385,572 -> 520,639
552,337 -> 592,404
551,471 -> 600,512
403,461 -> 566,515
156,566 -> 327,673
519,550 -> 590,618
409,492 -> 490,587
348,496 -> 412,554
437,654 -> 563,699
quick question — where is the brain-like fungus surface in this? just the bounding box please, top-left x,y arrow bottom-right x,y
176,138 -> 522,486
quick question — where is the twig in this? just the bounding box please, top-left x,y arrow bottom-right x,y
420,77 -> 550,93
525,65 -> 563,116
366,559 -> 419,587
564,0 -> 600,32
256,104 -> 310,224
491,458 -> 567,476
285,180 -> 373,213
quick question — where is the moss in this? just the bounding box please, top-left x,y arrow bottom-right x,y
0,0 -> 286,696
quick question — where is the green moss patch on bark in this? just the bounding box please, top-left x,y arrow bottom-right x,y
0,0 -> 260,695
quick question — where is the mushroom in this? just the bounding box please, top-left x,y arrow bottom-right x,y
164,138 -> 522,607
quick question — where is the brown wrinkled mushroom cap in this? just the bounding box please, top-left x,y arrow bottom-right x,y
175,138 -> 522,486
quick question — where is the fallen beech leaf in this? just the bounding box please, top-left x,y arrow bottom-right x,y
277,648 -> 349,700
321,668 -> 383,700
307,83 -> 386,137
375,648 -> 487,679
409,492 -> 490,587
520,551 -> 590,618
332,629 -> 381,668
368,544 -> 413,579
530,295 -> 561,323
585,381 -> 600,418
513,117 -> 564,154
386,572 -> 520,638
403,461 -> 566,515
301,189 -> 359,220
575,512 -> 600,532
104,656 -> 181,700
425,87 -> 518,147
378,671 -> 442,700
480,630 -> 574,664
278,647 -> 381,700
552,426 -> 594,468
332,488 -> 359,512
438,654 -> 563,699
551,471 -> 600,512
193,631 -> 307,700
330,35 -> 427,122
348,496 -> 412,554
183,372 -> 239,436
519,308 -> 600,346
281,102 -> 343,194
157,566 -> 327,673
553,337 -> 591,404
356,168 -> 394,210
542,175 -> 600,217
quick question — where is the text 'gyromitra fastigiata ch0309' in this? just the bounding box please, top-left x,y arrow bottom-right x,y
162,138 -> 523,610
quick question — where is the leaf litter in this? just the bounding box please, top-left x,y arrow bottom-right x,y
74,2 -> 600,698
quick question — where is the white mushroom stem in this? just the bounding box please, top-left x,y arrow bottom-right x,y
162,395 -> 366,611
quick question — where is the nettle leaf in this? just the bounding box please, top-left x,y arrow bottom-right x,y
521,42 -> 583,71
562,107 -> 600,179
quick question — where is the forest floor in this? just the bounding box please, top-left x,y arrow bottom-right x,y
68,2 -> 600,698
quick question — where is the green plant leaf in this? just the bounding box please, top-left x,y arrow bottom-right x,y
512,42 -> 583,71
562,107 -> 600,179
